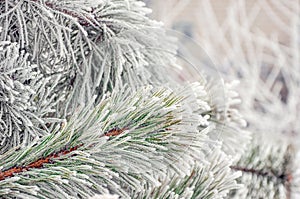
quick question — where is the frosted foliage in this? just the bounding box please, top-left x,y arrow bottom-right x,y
0,41 -> 63,154
208,80 -> 250,156
90,194 -> 119,199
0,0 -> 177,152
228,136 -> 298,199
0,86 -> 240,198
0,0 -> 248,198
0,0 -> 177,119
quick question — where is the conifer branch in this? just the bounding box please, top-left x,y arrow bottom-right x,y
0,127 -> 125,181
229,138 -> 296,199
0,144 -> 83,181
230,166 -> 293,199
0,86 -> 218,198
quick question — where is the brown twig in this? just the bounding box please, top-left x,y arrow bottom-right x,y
230,166 -> 273,178
230,165 -> 293,199
43,1 -> 96,27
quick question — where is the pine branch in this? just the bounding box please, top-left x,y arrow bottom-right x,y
0,127 -> 129,181
230,166 -> 293,199
0,86 -> 216,198
0,143 -> 83,181
228,137 -> 296,199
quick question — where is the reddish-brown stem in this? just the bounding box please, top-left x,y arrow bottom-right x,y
0,144 -> 83,181
285,173 -> 292,199
0,127 -> 127,181
104,127 -> 128,137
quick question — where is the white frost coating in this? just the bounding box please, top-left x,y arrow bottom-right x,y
0,1 -> 246,198
89,194 -> 119,199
